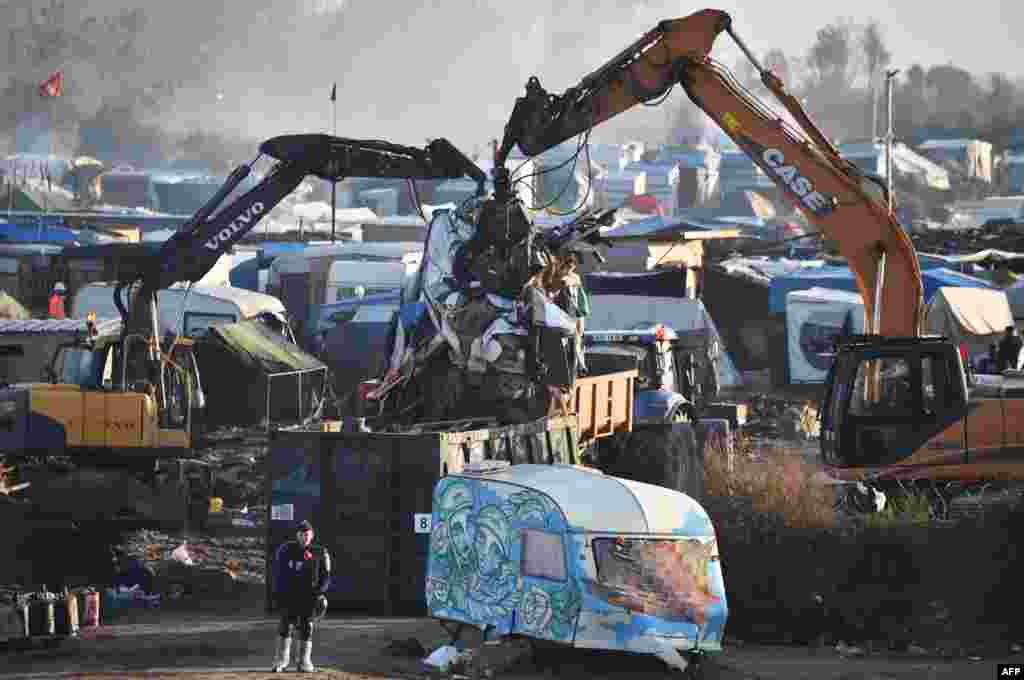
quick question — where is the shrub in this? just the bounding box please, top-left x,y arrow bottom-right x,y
860,488 -> 935,528
703,433 -> 834,530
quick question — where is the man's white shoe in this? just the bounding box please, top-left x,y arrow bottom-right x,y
272,636 -> 291,672
297,639 -> 315,672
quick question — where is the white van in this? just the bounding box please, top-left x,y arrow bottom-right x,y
71,282 -> 288,338
325,257 -> 421,303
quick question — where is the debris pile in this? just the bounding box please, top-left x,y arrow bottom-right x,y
0,460 -> 29,497
741,393 -> 820,441
366,200 -> 612,426
910,222 -> 1024,255
113,531 -> 265,603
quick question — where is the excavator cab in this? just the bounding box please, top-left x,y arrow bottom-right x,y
820,336 -> 970,474
38,327 -> 201,453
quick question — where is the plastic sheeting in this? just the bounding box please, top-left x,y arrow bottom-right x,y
195,319 -> 326,426
768,265 -> 996,312
0,292 -> 30,320
925,287 -> 1013,357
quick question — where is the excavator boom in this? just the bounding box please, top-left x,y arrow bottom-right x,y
496,8 -> 923,337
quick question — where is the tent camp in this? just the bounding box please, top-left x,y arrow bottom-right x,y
194,319 -> 327,428
768,265 -> 995,313
785,288 -> 865,384
784,286 -> 1013,383
925,287 -> 1014,357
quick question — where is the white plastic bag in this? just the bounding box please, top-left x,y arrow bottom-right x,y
171,543 -> 194,566
423,645 -> 463,671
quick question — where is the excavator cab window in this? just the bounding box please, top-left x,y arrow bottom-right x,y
823,346 -> 967,467
849,357 -> 914,416
53,346 -> 105,389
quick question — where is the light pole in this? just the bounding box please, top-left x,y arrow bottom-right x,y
330,83 -> 337,242
884,68 -> 900,214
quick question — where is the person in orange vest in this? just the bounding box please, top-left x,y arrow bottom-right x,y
48,282 -> 67,319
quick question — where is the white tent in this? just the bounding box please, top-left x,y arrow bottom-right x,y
785,287 -> 865,384
925,286 -> 1014,357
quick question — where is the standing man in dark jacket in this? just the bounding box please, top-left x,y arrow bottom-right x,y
998,326 -> 1023,372
271,520 -> 331,673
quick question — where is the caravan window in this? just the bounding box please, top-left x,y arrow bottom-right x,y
849,356 -> 913,416
592,537 -> 717,596
521,529 -> 567,582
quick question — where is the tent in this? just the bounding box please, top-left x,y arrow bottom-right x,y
925,287 -> 1014,358
768,265 -> 996,313
785,288 -> 865,384
194,319 -> 327,428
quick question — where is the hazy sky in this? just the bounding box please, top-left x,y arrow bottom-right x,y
62,1 -> 1024,154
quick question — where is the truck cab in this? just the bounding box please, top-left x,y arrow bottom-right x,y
584,325 -> 717,424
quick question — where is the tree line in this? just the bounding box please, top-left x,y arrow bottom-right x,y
670,18 -> 1024,154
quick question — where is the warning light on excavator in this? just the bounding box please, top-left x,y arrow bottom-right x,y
655,324 -> 667,341
86,311 -> 97,337
87,312 -> 96,323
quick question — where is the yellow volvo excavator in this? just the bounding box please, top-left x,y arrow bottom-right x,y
0,138 -> 485,525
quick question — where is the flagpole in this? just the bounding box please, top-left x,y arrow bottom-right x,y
331,82 -> 337,243
45,98 -> 52,220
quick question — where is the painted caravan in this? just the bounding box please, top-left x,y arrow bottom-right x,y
426,463 -> 727,672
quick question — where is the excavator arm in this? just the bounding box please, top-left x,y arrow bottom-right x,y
149,134 -> 486,293
495,8 -> 923,337
116,134 -> 484,325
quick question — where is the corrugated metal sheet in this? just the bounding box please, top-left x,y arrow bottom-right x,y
0,317 -> 120,335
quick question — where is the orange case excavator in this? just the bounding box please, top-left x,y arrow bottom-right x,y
492,8 -> 1024,491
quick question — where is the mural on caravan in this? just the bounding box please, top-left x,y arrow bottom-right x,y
426,473 -> 724,647
427,476 -> 582,641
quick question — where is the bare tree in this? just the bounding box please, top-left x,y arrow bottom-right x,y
925,64 -> 982,124
807,22 -> 856,91
764,49 -> 791,85
860,20 -> 891,139
983,73 -> 1017,128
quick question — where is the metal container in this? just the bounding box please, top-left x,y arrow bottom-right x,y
28,598 -> 55,636
82,589 -> 100,627
55,591 -> 79,636
265,416 -> 581,615
15,600 -> 30,638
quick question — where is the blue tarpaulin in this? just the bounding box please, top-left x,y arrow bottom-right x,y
768,265 -> 996,313
584,270 -> 686,297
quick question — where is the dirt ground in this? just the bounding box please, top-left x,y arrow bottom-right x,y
1,585 -> 1018,680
